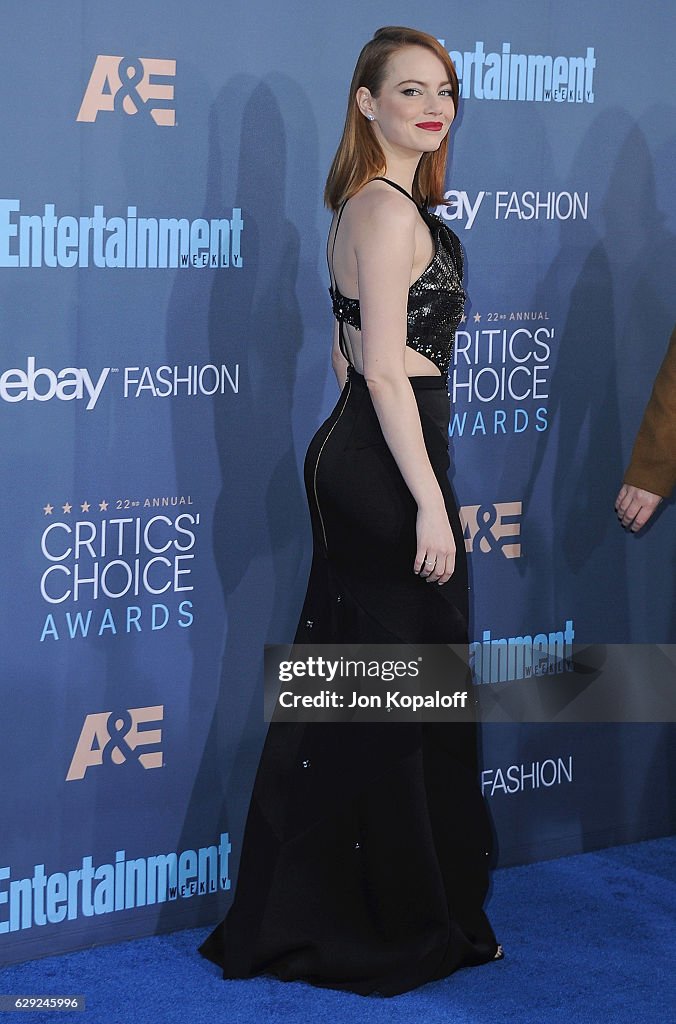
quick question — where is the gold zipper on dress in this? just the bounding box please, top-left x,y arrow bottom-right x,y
312,377 -> 352,552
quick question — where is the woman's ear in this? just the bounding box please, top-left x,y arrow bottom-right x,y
355,86 -> 375,120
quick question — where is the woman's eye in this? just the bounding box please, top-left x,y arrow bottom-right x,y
402,88 -> 453,97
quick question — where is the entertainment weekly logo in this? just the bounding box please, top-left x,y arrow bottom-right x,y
438,40 -> 597,103
470,618 -> 576,684
0,200 -> 244,269
0,833 -> 232,934
78,56 -> 176,126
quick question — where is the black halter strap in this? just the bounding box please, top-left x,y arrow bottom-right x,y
369,176 -> 420,207
328,201 -> 352,363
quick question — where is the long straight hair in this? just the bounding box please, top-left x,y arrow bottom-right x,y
324,26 -> 460,211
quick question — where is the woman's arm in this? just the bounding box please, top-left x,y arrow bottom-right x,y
355,190 -> 456,584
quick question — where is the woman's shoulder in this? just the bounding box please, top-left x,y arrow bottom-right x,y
346,181 -> 419,240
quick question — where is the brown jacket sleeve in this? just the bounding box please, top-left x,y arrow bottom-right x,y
623,324 -> 676,498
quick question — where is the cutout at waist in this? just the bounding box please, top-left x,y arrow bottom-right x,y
346,365 -> 448,390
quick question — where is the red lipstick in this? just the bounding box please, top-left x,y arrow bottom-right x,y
416,122 -> 443,131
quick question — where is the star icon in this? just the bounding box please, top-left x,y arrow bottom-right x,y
81,501 -> 90,513
473,312 -> 482,322
99,500 -> 109,511
460,314 -> 467,324
62,502 -> 72,514
43,503 -> 54,516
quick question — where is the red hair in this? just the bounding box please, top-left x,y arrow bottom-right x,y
324,26 -> 459,211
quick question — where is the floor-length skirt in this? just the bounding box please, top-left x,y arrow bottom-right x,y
198,366 -> 500,996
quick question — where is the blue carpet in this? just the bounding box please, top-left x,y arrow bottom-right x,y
2,836 -> 674,1023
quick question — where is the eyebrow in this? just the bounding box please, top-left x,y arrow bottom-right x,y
395,79 -> 453,88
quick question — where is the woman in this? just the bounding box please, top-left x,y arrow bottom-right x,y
198,26 -> 503,996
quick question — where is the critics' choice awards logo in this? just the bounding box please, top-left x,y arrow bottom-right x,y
77,56 -> 176,125
38,500 -> 199,641
67,706 -> 164,781
449,318 -> 553,437
459,502 -> 522,558
0,200 -> 243,268
0,357 -> 240,410
439,40 -> 596,103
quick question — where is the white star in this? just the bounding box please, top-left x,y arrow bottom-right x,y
473,312 -> 482,323
62,502 -> 72,514
43,503 -> 54,516
99,500 -> 109,511
81,501 -> 90,513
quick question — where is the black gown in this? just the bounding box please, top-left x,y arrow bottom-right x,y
198,177 -> 501,996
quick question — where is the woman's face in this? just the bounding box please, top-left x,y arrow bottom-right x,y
358,45 -> 456,155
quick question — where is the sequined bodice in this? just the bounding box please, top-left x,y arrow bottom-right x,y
328,179 -> 466,377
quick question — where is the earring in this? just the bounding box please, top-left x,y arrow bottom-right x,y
366,114 -> 375,121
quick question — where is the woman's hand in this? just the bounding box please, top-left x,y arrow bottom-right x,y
414,502 -> 457,584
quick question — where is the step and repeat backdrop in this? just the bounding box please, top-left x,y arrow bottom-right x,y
1,0 -> 674,966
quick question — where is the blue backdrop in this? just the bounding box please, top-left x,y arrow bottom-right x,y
1,0 -> 674,965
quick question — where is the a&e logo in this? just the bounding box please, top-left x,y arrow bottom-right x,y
459,501 -> 522,558
77,56 -> 176,126
66,706 -> 164,780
